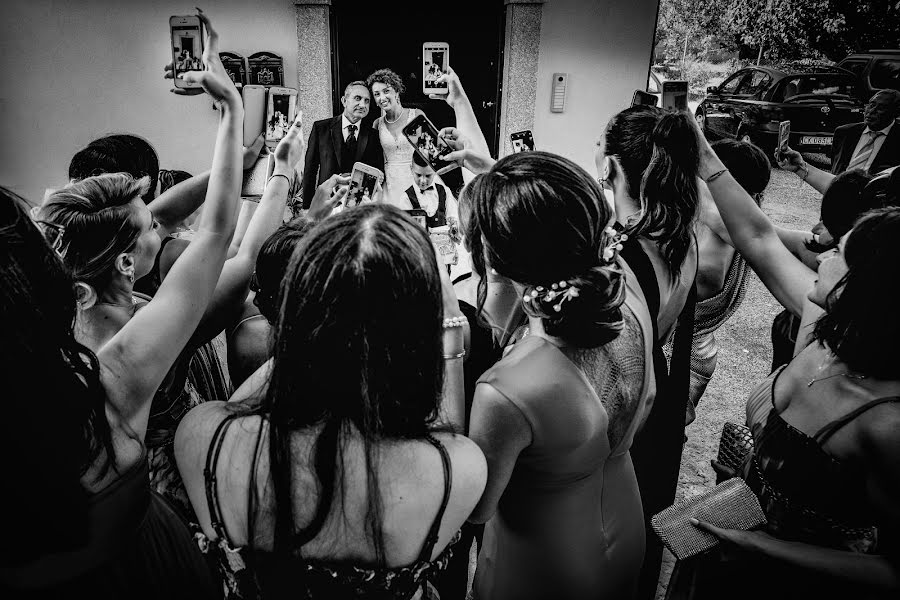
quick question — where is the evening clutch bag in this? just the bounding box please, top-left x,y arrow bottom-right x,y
650,477 -> 767,561
716,422 -> 754,475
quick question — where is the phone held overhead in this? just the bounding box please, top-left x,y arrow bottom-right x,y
510,130 -> 536,153
402,114 -> 456,174
776,120 -> 791,162
265,87 -> 298,149
169,15 -> 205,89
632,89 -> 659,107
423,42 -> 450,95
347,162 -> 384,208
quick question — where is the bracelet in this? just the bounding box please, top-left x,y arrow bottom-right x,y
704,168 -> 729,183
442,316 -> 467,328
443,350 -> 466,359
267,173 -> 291,186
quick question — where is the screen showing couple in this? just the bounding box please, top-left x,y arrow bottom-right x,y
424,48 -> 447,89
348,172 -> 379,207
267,94 -> 291,142
172,26 -> 202,77
405,122 -> 453,172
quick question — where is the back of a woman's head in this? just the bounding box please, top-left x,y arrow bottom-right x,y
68,134 -> 159,202
710,139 -> 771,201
0,188 -> 111,565
814,207 -> 900,379
820,169 -> 874,241
470,151 -> 625,348
254,217 -> 315,323
604,106 -> 700,278
266,204 -> 444,435
40,173 -> 150,292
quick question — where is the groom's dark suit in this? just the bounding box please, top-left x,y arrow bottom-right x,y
301,116 -> 384,208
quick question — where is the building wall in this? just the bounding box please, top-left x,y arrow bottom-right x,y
531,0 -> 659,174
0,0 -> 298,203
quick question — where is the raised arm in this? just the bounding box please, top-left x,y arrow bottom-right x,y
430,67 -> 491,157
777,147 -> 834,195
694,121 -> 816,316
100,12 -> 243,435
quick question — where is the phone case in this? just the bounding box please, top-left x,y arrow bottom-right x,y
348,162 -> 385,207
243,85 -> 267,147
431,229 -> 458,266
510,130 -> 535,153
402,115 -> 455,174
170,16 -> 205,89
422,42 -> 450,94
241,153 -> 275,199
406,209 -> 427,229
265,87 -> 298,148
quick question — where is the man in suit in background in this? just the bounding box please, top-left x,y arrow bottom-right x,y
831,89 -> 900,175
302,81 -> 384,208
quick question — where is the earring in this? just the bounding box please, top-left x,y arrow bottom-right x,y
128,271 -> 135,284
490,268 -> 498,275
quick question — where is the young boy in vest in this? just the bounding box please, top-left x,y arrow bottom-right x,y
404,152 -> 460,230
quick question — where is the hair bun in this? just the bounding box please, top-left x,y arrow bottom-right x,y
652,111 -> 699,157
522,264 -> 626,348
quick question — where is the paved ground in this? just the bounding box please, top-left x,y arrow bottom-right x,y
654,164 -> 823,598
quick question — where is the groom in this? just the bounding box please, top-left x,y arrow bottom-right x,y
301,81 -> 385,208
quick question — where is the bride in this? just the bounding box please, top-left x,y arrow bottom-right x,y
366,68 -> 425,208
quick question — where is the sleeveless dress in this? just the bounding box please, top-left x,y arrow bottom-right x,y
376,110 -> 418,208
685,250 -> 750,421
195,414 -> 460,600
0,449 -> 219,599
666,366 -> 900,600
472,280 -> 656,600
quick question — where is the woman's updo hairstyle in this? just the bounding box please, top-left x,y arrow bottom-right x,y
470,152 -> 625,348
39,173 -> 150,292
604,106 -> 700,279
366,68 -> 406,96
813,207 -> 900,380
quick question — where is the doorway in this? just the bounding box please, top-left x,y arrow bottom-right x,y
330,1 -> 505,155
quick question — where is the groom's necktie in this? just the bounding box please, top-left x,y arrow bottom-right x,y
343,123 -> 358,169
846,130 -> 883,172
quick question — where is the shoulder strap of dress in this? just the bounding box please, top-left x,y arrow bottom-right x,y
203,412 -> 242,543
418,434 -> 453,562
813,396 -> 900,445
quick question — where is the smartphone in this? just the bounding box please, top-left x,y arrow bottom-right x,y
661,80 -> 689,111
402,114 -> 456,173
242,85 -> 267,147
423,42 -> 450,95
510,130 -> 535,153
776,120 -> 791,162
347,162 -> 385,208
431,227 -> 459,266
265,87 -> 298,149
632,89 -> 659,107
406,209 -> 427,229
170,15 -> 205,89
241,153 -> 276,199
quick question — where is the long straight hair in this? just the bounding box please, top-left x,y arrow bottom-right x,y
245,205 -> 447,594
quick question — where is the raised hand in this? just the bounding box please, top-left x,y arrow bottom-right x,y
273,114 -> 305,175
777,147 -> 806,173
164,10 -> 241,109
439,127 -> 496,174
429,67 -> 467,108
308,174 -> 351,221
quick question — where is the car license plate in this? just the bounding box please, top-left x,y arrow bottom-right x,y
801,136 -> 832,146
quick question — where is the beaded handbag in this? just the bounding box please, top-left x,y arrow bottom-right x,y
651,478 -> 767,561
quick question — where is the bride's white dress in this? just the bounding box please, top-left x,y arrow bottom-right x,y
376,109 -> 418,208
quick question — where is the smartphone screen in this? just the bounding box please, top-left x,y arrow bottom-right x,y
406,209 -> 427,229
348,168 -> 382,208
266,92 -> 295,145
661,81 -> 689,111
510,130 -> 535,153
632,89 -> 659,107
402,115 -> 455,173
423,43 -> 449,93
170,19 -> 204,84
777,120 -> 791,160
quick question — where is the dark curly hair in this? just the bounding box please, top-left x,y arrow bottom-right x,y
813,207 -> 900,379
469,152 -> 625,348
252,216 -> 315,323
366,68 -> 405,97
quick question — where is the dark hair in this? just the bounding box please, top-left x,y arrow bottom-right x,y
861,165 -> 900,209
412,151 -> 430,169
813,207 -> 900,379
0,188 -> 113,565
157,169 -> 193,194
249,205 -> 446,578
710,139 -> 771,201
68,134 -> 159,203
252,217 -> 315,323
470,152 -> 625,348
604,106 -> 700,279
804,169 -> 874,253
343,80 -> 369,97
366,68 -> 405,96
40,174 -> 150,293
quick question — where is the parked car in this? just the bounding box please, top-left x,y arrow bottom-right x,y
837,49 -> 900,99
694,65 -> 865,155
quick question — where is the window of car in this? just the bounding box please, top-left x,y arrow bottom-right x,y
838,58 -> 869,78
870,59 -> 900,91
735,70 -> 771,97
773,73 -> 857,102
718,71 -> 747,94
647,72 -> 660,94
